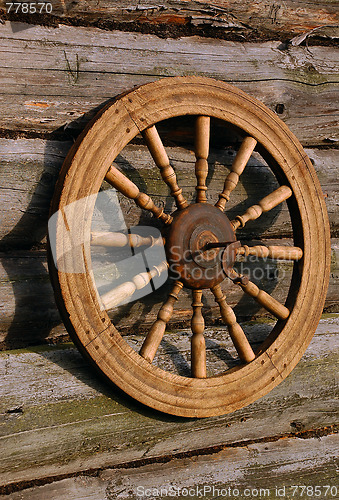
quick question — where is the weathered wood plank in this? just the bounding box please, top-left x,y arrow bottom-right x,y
0,239 -> 338,349
1,1 -> 338,40
189,0 -> 339,37
0,139 -> 338,249
0,23 -> 338,144
0,137 -> 338,347
1,23 -> 337,76
0,316 -> 337,486
0,139 -> 68,249
103,433 -> 338,498
0,251 -> 66,349
7,434 -> 337,500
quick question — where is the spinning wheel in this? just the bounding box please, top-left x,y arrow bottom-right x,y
48,77 -> 330,417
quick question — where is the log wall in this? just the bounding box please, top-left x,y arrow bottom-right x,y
0,317 -> 338,487
1,1 -> 338,40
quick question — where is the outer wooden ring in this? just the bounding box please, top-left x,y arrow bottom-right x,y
48,77 -> 330,417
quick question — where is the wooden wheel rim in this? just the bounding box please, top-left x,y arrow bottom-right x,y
48,76 -> 331,417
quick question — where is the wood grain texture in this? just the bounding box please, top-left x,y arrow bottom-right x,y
11,434 -> 336,500
1,140 -> 338,249
1,1 -> 337,39
1,240 -> 337,350
189,1 -> 339,37
0,22 -> 338,144
0,133 -> 337,350
4,433 -> 338,498
0,316 -> 337,486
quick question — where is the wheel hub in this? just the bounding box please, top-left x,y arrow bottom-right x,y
166,203 -> 237,289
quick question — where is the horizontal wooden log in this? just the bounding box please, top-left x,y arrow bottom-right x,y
0,138 -> 338,345
0,315 -> 337,486
4,432 -> 338,498
0,140 -> 338,249
0,22 -> 338,144
104,433 -> 338,498
1,1 -> 338,40
0,240 -> 338,349
189,1 -> 339,38
0,139 -> 67,249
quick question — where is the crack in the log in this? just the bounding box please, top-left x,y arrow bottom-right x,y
1,8 -> 337,45
0,66 -> 337,86
0,424 -> 337,495
0,127 -> 337,150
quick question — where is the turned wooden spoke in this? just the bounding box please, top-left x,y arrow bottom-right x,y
241,280 -> 290,320
191,290 -> 207,378
229,270 -> 290,320
90,231 -> 164,248
194,116 -> 210,203
238,244 -> 303,261
139,281 -> 183,363
232,185 -> 292,230
101,261 -> 168,310
105,165 -> 172,225
216,136 -> 257,211
142,125 -> 188,210
211,284 -> 255,363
